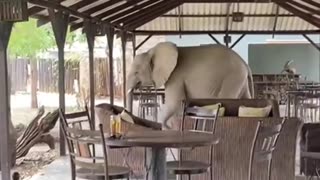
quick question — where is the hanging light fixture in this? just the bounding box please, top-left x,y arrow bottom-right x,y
232,0 -> 244,22
0,0 -> 28,21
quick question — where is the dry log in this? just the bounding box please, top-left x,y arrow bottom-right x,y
16,107 -> 59,159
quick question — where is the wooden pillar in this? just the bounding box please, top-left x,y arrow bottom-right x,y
127,34 -> 136,112
106,26 -> 115,105
0,21 -> 13,180
49,9 -> 69,156
84,21 -> 95,129
121,31 -> 127,107
132,33 -> 136,57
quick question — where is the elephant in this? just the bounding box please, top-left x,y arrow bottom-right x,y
126,42 -> 254,129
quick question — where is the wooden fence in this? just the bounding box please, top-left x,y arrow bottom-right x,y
8,58 -> 123,97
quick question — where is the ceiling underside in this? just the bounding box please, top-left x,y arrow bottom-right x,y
26,0 -> 320,35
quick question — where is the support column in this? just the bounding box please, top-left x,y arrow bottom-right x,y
132,33 -> 136,57
84,21 -> 95,129
49,9 -> 70,156
121,31 -> 127,107
0,21 -> 13,180
106,26 -> 115,105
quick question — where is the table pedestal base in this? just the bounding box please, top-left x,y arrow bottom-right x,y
145,147 -> 166,180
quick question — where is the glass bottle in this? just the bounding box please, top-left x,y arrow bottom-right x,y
115,114 -> 122,136
110,115 -> 116,136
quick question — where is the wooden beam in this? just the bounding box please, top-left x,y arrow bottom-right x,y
224,3 -> 231,47
84,20 -> 96,128
208,34 -> 221,44
277,2 -> 320,28
36,0 -> 98,27
115,0 -> 168,25
288,0 -> 320,16
79,0 -> 125,17
302,34 -> 320,52
28,0 -> 121,30
106,26 -> 115,105
126,0 -> 182,30
105,0 -> 161,23
0,21 -> 13,180
96,0 -> 142,20
48,9 -> 69,156
71,0 -> 143,31
28,0 -> 65,15
303,0 -> 320,9
230,34 -> 245,49
135,34 -> 153,51
121,31 -> 127,107
133,30 -> 320,35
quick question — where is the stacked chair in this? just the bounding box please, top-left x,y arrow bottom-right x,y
136,85 -> 161,122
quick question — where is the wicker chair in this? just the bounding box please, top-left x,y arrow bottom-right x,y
178,99 -> 301,180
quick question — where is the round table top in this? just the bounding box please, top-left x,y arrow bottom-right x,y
105,130 -> 219,148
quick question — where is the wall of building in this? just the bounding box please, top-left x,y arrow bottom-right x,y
248,43 -> 320,81
165,34 -> 320,63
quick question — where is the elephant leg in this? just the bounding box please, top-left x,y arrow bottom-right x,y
159,83 -> 185,130
218,75 -> 246,98
240,80 -> 252,99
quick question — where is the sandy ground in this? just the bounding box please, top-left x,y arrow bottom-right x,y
10,92 -> 124,179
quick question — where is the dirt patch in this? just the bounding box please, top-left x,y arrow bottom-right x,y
13,145 -> 59,180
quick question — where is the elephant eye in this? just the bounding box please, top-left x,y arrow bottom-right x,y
135,72 -> 138,75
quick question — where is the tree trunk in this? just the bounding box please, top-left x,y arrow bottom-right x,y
30,59 -> 38,108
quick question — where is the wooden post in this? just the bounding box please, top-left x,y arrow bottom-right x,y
49,9 -> 69,156
121,31 -> 127,107
106,26 -> 115,105
84,20 -> 95,128
132,33 -> 136,57
0,21 -> 13,180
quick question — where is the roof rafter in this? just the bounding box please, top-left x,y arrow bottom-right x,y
126,0 -> 183,30
276,2 -> 320,28
28,0 -> 65,15
288,0 -> 320,16
106,0 -> 162,23
113,0 -> 167,25
70,0 -> 145,31
28,0 -> 122,30
36,0 -> 99,26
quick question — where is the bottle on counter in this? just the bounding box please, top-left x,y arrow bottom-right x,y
115,114 -> 122,137
110,115 -> 116,137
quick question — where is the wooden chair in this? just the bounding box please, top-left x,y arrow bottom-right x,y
137,86 -> 160,122
248,118 -> 285,180
63,105 -> 93,130
60,118 -> 130,180
166,101 -> 220,180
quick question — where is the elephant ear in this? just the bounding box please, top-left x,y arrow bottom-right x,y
149,42 -> 178,88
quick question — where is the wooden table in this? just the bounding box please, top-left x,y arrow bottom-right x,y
105,130 -> 219,180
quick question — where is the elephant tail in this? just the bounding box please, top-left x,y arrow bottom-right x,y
247,65 -> 255,98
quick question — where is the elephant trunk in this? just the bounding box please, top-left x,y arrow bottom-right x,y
126,76 -> 139,112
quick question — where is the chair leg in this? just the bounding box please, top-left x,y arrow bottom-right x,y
210,166 -> 213,180
188,174 -> 191,180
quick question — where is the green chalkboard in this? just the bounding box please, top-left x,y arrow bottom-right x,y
248,43 -> 320,81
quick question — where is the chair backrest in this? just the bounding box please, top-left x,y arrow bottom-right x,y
179,100 -> 220,165
248,118 -> 285,180
63,106 -> 93,130
181,100 -> 220,133
60,108 -> 94,158
60,121 -> 110,180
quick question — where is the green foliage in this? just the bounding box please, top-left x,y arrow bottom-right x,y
8,18 -> 86,59
9,19 -> 55,58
